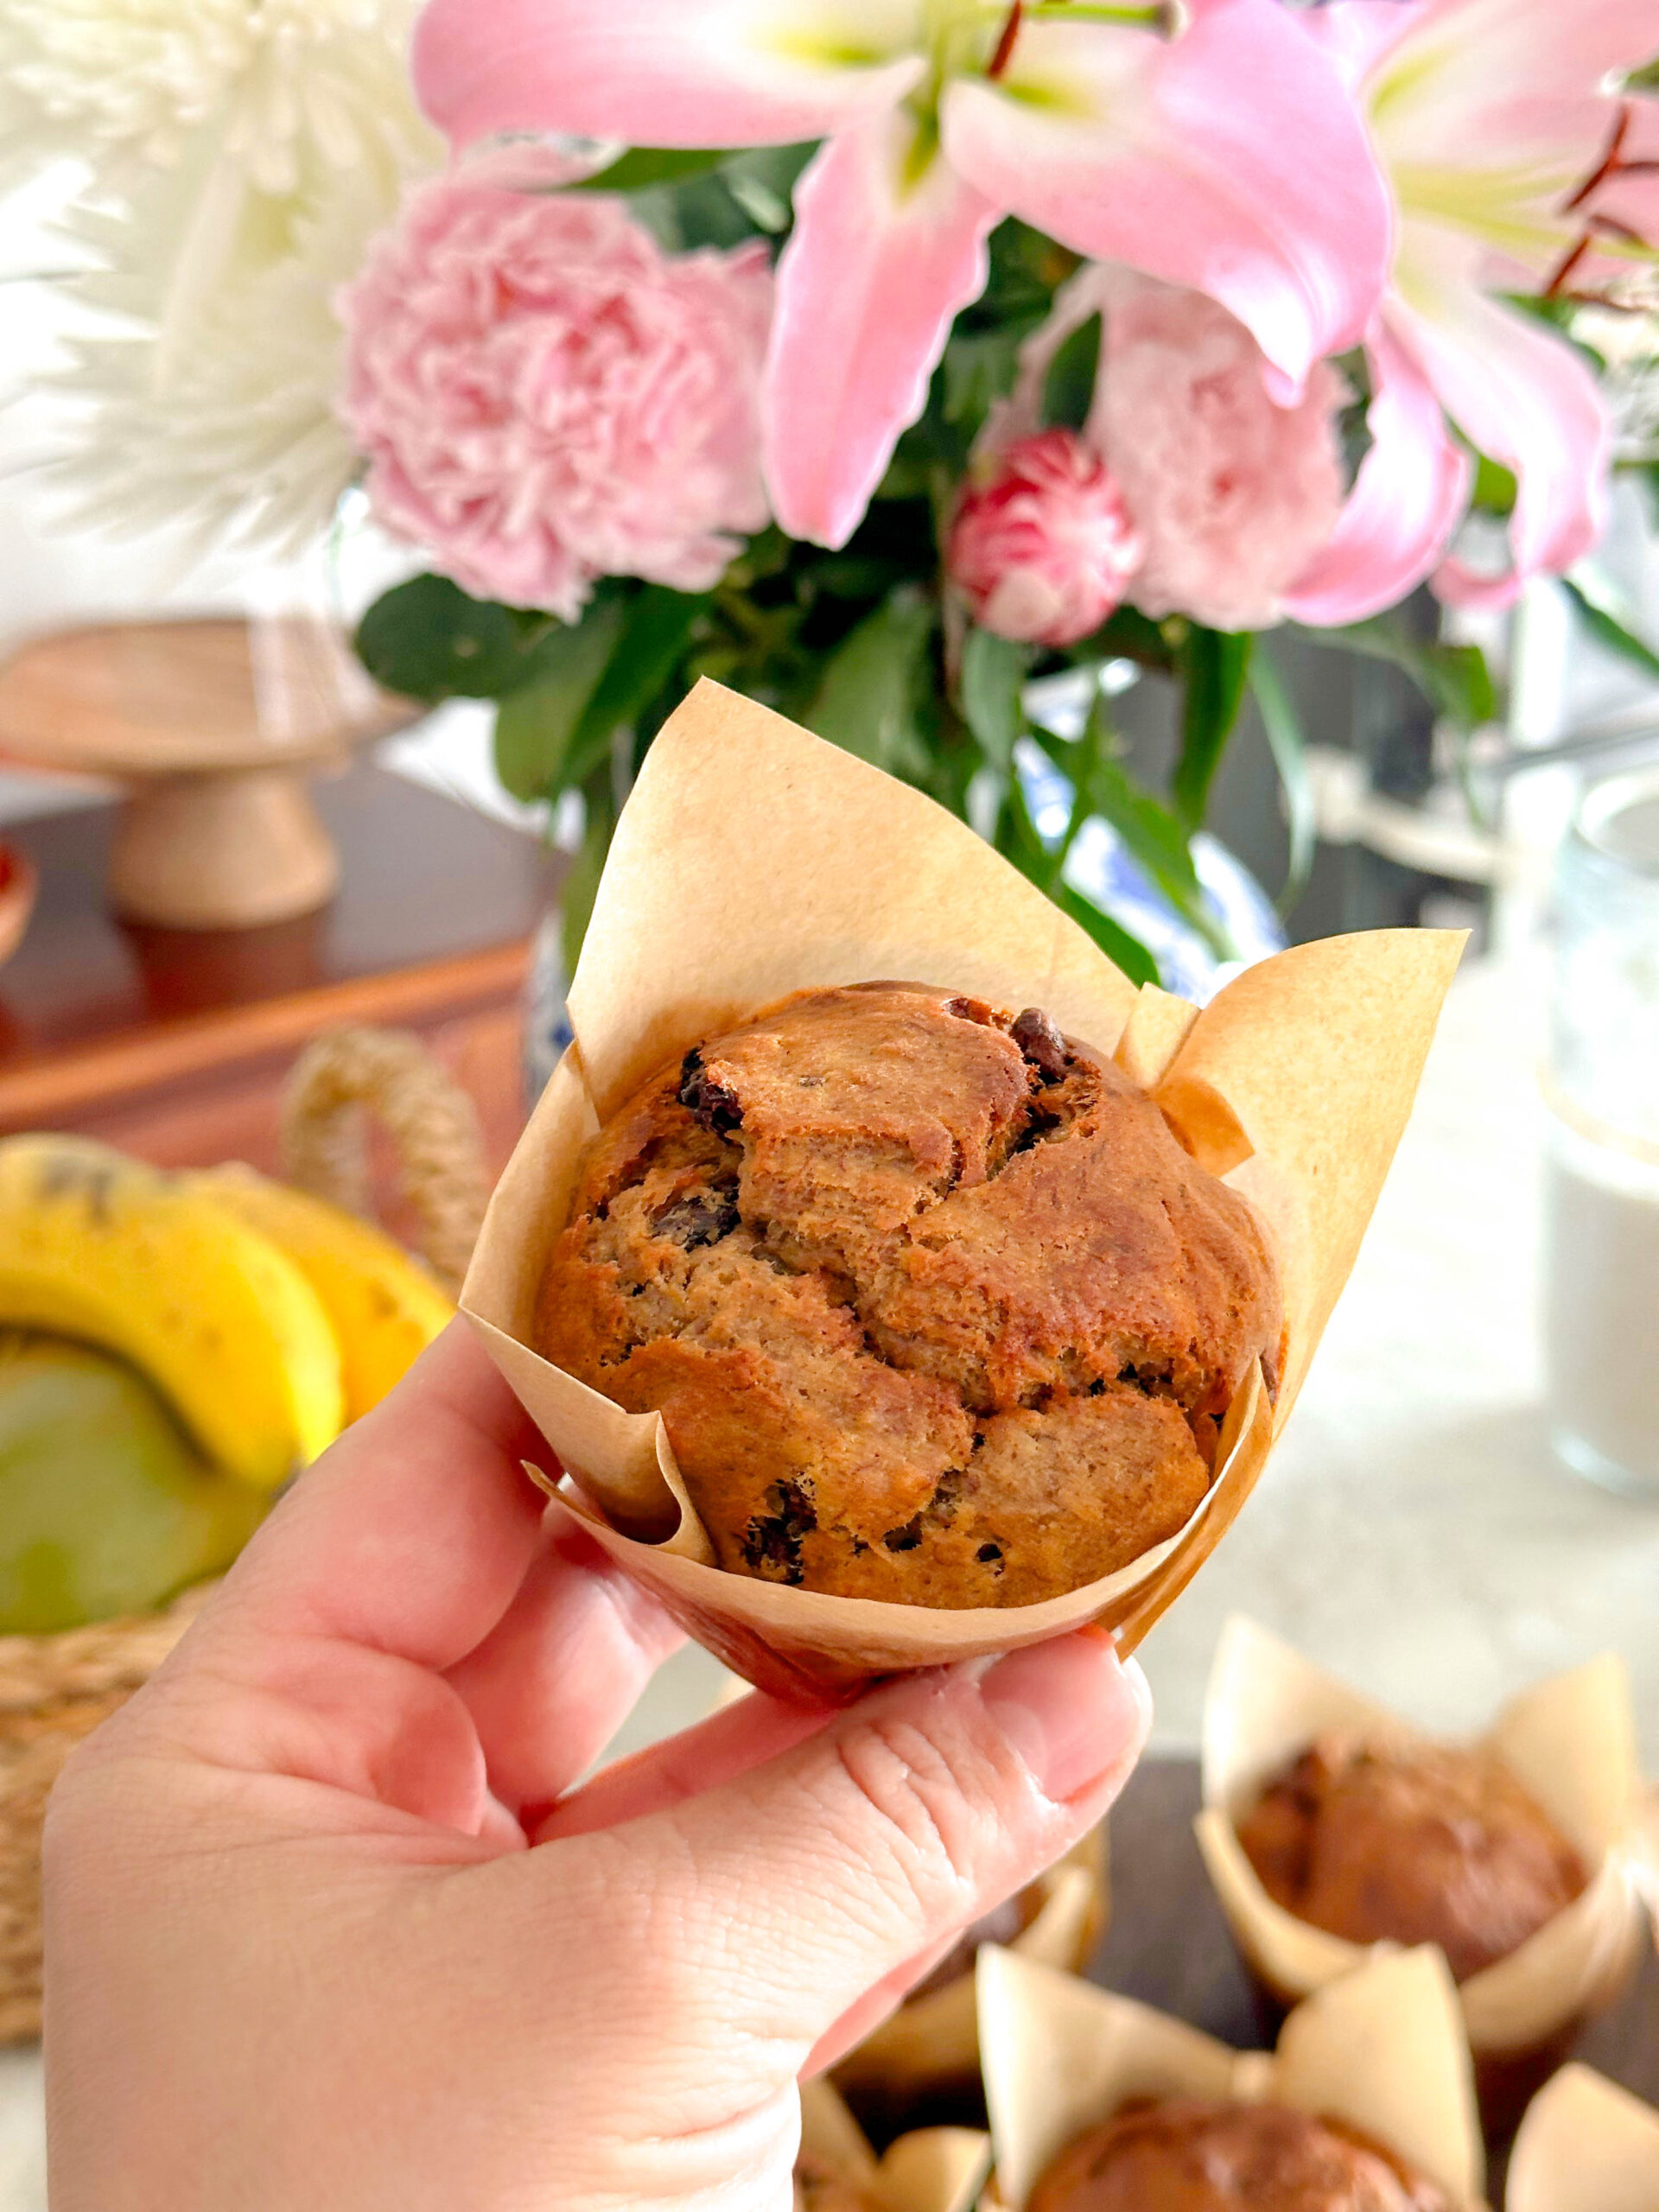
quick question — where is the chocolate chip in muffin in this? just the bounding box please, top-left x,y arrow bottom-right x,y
538,984 -> 1283,1609
677,1048 -> 744,1135
1011,1004 -> 1070,1082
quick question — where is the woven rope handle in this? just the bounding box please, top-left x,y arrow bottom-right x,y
280,1027 -> 490,1295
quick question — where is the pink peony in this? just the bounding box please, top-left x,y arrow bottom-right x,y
1014,268 -> 1347,633
947,429 -> 1143,648
337,175 -> 773,618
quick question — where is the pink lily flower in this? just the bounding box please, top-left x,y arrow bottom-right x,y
411,0 -> 1394,550
1285,0 -> 1658,625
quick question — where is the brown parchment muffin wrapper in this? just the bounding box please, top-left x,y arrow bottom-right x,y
1507,2064 -> 1659,2212
462,679 -> 1462,1697
799,2076 -> 990,2212
833,1824 -> 1108,2120
1193,1617 -> 1647,2069
976,1942 -> 1485,2210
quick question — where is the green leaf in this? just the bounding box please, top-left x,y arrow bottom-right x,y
1052,884 -> 1160,987
1563,569 -> 1659,683
1248,647 -> 1316,914
492,598 -> 630,804
804,587 -> 938,782
958,627 -> 1027,771
571,147 -> 728,194
353,575 -> 558,702
560,790 -> 615,979
1040,311 -> 1102,434
1173,627 -> 1253,830
1308,613 -> 1498,731
942,327 -> 1024,429
561,585 -> 714,784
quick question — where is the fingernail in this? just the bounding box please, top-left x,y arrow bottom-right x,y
979,1630 -> 1152,1805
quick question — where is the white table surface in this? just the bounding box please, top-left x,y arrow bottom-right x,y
16,946 -> 1659,2196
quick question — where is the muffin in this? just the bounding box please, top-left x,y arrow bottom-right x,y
1027,2098 -> 1451,2212
793,2152 -> 877,2212
1236,1734 -> 1587,1982
537,982 -> 1281,1608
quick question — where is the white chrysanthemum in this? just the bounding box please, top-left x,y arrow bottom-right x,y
13,0 -> 443,561
0,0 -> 429,190
40,147 -> 413,559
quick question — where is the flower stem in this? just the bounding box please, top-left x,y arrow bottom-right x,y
1023,1 -> 1185,31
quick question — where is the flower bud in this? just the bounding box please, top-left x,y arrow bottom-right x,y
948,429 -> 1143,648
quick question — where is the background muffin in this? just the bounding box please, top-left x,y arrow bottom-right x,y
1027,2098 -> 1452,2212
538,982 -> 1281,1608
793,2151 -> 877,2212
1235,1734 -> 1586,1981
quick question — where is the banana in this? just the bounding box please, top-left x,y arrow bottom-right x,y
193,1166 -> 452,1422
0,1135 -> 343,1489
0,1331 -> 268,1635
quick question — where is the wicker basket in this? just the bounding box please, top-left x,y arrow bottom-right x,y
0,1027 -> 489,2041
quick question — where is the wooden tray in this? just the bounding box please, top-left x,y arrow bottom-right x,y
858,1757 -> 1658,2193
1092,1757 -> 1659,2196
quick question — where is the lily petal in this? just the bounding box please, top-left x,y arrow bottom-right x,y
413,0 -> 925,151
943,0 -> 1394,396
764,116 -> 996,547
1281,330 -> 1471,627
1389,223 -> 1610,607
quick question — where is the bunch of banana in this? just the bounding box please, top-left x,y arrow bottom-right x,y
0,1134 -> 454,1633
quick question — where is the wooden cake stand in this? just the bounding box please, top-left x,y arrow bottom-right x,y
0,617 -> 416,930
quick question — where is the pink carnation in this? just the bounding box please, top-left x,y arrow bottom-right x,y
947,429 -> 1143,647
338,176 -> 773,618
1016,269 -> 1347,633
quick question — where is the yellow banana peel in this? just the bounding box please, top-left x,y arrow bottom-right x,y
194,1166 -> 452,1423
0,1135 -> 343,1489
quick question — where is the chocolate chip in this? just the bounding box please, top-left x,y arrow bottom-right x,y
678,1048 -> 743,1135
1007,1103 -> 1062,1156
741,1478 -> 817,1584
1011,1006 -> 1069,1082
976,1541 -> 1003,1564
650,1185 -> 741,1250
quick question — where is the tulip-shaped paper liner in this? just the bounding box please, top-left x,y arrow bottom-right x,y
462,680 -> 1463,1695
976,1942 -> 1485,2209
834,1824 -> 1108,2117
798,2076 -> 989,2212
1194,1618 -> 1647,2059
1508,2065 -> 1659,2212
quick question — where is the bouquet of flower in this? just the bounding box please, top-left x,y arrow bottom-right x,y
7,0 -> 1657,982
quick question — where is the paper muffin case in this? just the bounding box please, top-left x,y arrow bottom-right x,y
798,2076 -> 990,2212
1192,1618 -> 1647,2123
462,680 -> 1463,1697
832,1823 -> 1109,2123
1507,2065 -> 1659,2212
976,1942 -> 1485,2211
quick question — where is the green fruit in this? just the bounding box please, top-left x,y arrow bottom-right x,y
0,1332 -> 267,1635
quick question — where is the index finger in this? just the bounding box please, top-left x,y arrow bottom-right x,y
213,1319 -> 550,1675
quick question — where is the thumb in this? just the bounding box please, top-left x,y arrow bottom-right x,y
609,1628 -> 1148,2070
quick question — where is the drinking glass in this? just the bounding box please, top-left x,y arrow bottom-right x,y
1542,764 -> 1659,1496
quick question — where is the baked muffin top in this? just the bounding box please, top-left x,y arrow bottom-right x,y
1236,1734 -> 1587,1981
1027,2098 -> 1451,2212
793,2152 -> 877,2212
538,983 -> 1281,1608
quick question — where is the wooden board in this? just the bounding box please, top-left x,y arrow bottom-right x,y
1092,1758 -> 1659,2195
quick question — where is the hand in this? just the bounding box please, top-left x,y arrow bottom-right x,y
45,1322 -> 1149,2211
